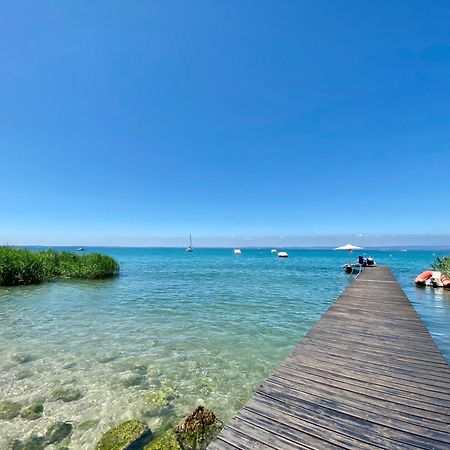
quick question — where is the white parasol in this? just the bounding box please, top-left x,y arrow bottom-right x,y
334,244 -> 363,264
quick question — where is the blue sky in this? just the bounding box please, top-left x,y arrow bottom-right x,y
1,1 -> 450,245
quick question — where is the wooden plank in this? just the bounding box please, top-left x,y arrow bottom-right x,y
278,360 -> 450,405
247,393 -> 445,450
209,267 -> 450,449
245,396 -> 411,450
275,363 -> 450,412
264,378 -> 448,434
283,350 -> 450,395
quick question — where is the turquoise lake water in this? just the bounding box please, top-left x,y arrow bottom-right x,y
1,248 -> 449,448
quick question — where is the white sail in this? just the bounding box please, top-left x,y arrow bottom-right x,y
186,234 -> 193,252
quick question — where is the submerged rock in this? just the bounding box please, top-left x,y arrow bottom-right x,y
144,429 -> 181,450
15,369 -> 34,380
50,387 -> 82,402
11,435 -> 46,450
78,419 -> 99,431
98,354 -> 120,364
63,362 -> 77,370
119,371 -> 146,388
20,403 -> 44,420
45,422 -> 73,444
12,354 -> 34,365
0,400 -> 22,420
95,420 -> 152,450
144,406 -> 223,450
174,406 -> 223,450
142,387 -> 177,418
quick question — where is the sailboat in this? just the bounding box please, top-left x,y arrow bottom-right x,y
186,234 -> 193,252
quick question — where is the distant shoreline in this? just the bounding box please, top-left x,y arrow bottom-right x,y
5,245 -> 450,251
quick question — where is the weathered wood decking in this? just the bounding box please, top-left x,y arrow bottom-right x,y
209,266 -> 450,449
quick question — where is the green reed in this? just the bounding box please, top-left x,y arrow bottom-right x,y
432,256 -> 450,277
0,247 -> 120,286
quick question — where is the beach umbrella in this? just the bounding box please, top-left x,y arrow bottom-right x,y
334,244 -> 363,264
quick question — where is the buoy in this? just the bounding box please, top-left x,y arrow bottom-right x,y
278,251 -> 288,258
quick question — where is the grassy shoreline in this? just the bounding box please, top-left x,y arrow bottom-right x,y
0,247 -> 120,286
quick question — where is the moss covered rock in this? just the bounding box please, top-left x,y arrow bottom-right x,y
144,392 -> 169,408
11,435 -> 46,450
20,403 -> 44,420
95,420 -> 152,450
50,387 -> 82,402
45,422 -> 73,444
144,429 -> 181,450
174,406 -> 223,450
0,400 -> 22,420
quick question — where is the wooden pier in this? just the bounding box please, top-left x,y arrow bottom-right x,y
209,267 -> 450,449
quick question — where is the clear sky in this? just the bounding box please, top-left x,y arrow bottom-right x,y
1,1 -> 450,246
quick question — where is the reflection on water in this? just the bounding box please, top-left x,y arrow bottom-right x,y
0,248 -> 449,448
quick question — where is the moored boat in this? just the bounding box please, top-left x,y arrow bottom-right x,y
278,251 -> 288,258
186,234 -> 193,252
414,270 -> 449,288
442,274 -> 450,288
343,263 -> 362,274
414,270 -> 433,286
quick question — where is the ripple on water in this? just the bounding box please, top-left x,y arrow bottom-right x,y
0,248 -> 449,448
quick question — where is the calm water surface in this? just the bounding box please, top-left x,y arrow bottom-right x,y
1,248 -> 449,448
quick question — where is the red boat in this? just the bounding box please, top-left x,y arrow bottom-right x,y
415,270 -> 450,288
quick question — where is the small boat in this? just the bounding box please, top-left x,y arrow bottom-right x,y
357,256 -> 376,267
442,274 -> 450,288
186,234 -> 193,252
234,249 -> 242,255
343,263 -> 362,274
415,270 -> 449,288
342,256 -> 376,273
278,251 -> 288,258
77,248 -> 85,252
271,249 -> 277,253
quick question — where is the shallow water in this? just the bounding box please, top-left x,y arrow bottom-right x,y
1,248 -> 449,448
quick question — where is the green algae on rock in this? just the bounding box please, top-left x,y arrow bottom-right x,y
78,419 -> 99,431
11,435 -> 46,450
50,387 -> 82,402
45,422 -> 73,444
20,403 -> 44,420
0,400 -> 22,420
144,429 -> 181,450
174,406 -> 223,450
95,420 -> 152,450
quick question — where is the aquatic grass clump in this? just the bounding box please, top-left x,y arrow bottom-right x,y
432,256 -> 450,277
0,247 -> 120,286
0,247 -> 45,286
